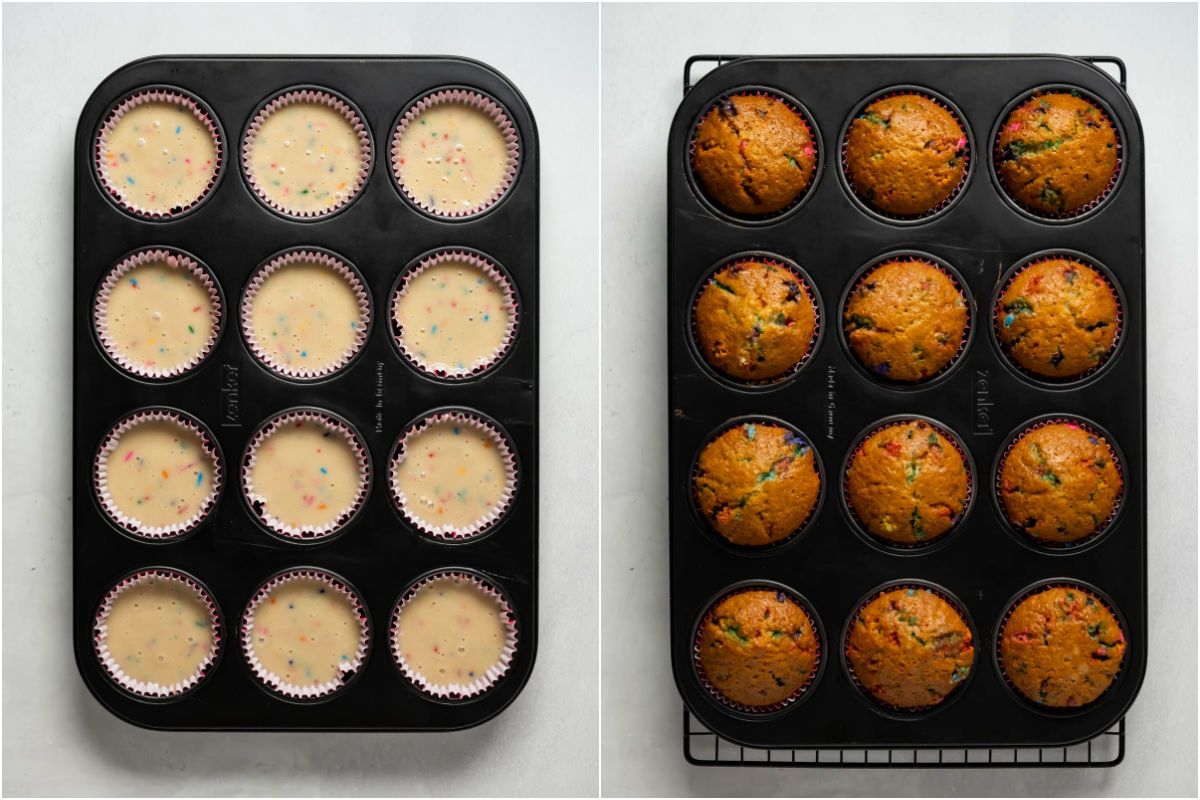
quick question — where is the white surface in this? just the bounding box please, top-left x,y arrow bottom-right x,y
600,3 -> 1197,796
1,3 -> 598,797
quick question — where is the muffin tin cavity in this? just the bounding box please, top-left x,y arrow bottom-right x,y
74,57 -> 538,732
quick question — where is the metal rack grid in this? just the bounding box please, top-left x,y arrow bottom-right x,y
684,710 -> 1125,768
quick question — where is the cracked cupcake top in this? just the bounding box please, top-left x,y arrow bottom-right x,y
997,258 -> 1119,379
693,422 -> 820,547
996,92 -> 1118,215
693,94 -> 816,215
999,586 -> 1125,707
998,422 -> 1122,543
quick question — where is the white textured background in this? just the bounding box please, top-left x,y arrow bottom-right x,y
600,3 -> 1197,797
2,3 -> 599,797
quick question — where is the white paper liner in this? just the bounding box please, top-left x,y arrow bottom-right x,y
93,248 -> 223,380
93,409 -> 222,539
93,568 -> 222,699
391,88 -> 520,218
241,409 -> 370,540
242,249 -> 371,379
390,250 -> 519,379
241,569 -> 370,700
95,88 -> 223,219
388,410 -> 518,540
390,570 -> 518,699
242,88 -> 372,219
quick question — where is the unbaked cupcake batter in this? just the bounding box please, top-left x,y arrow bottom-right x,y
249,101 -> 363,213
101,101 -> 216,212
248,260 -> 364,373
394,261 -> 510,374
248,577 -> 362,689
393,420 -> 509,530
248,420 -> 362,530
101,576 -> 214,688
103,419 -> 215,529
394,103 -> 510,213
101,258 -> 214,374
394,577 -> 508,689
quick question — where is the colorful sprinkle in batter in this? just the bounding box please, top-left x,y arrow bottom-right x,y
101,576 -> 214,688
248,421 -> 361,530
101,102 -> 216,212
249,102 -> 363,213
395,261 -> 510,375
250,578 -> 362,688
104,420 -> 215,529
101,258 -> 214,373
248,260 -> 363,373
395,103 -> 509,213
394,577 -> 507,690
394,421 -> 508,530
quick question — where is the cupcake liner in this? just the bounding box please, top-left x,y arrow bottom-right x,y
388,409 -> 518,540
691,583 -> 823,715
991,86 -> 1123,221
991,252 -> 1125,385
840,87 -> 972,222
93,568 -> 222,699
841,581 -> 977,716
994,579 -> 1129,715
390,570 -> 519,700
993,416 -> 1126,549
242,88 -> 372,219
241,568 -> 370,700
241,248 -> 371,380
688,88 -> 820,222
390,249 -> 519,379
93,248 -> 223,381
840,253 -> 973,386
94,88 -> 223,219
93,408 -> 222,540
391,88 -> 520,219
688,254 -> 821,387
840,416 -> 975,551
688,415 -> 825,553
241,409 -> 371,541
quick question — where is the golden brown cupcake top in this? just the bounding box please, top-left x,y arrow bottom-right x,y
845,420 -> 968,544
844,259 -> 968,382
697,589 -> 819,708
845,93 -> 968,216
846,587 -> 974,709
693,422 -> 820,547
693,260 -> 817,381
693,94 -> 816,215
997,258 -> 1119,378
999,422 -> 1122,543
1000,586 -> 1125,707
996,92 -> 1119,215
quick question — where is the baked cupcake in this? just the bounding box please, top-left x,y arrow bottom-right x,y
844,259 -> 968,382
999,585 -> 1126,708
692,94 -> 816,215
693,259 -> 817,381
845,419 -> 969,544
998,421 -> 1122,543
844,93 -> 968,216
996,92 -> 1119,215
696,589 -> 819,709
846,586 -> 974,710
996,257 -> 1119,379
693,422 -> 821,547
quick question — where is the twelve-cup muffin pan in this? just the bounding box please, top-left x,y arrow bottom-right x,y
668,55 -> 1145,750
74,56 -> 538,731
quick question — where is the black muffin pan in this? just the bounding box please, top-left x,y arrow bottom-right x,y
73,56 -> 538,731
668,55 -> 1145,750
